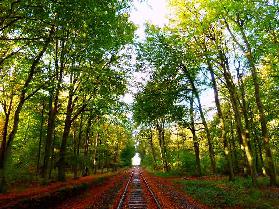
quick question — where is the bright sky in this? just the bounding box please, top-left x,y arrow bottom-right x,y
129,0 -> 169,38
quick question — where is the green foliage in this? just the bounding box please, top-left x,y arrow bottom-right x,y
140,154 -> 155,170
180,180 -> 240,206
179,151 -> 197,175
0,0 -> 136,190
176,177 -> 279,208
153,170 -> 180,178
133,0 -> 278,188
120,140 -> 135,167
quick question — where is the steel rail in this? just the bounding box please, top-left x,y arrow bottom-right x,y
116,168 -> 162,209
140,172 -> 163,209
116,171 -> 133,209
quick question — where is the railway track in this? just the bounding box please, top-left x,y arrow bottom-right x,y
116,167 -> 162,209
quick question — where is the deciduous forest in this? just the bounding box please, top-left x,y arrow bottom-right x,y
135,0 -> 278,186
0,0 -> 278,208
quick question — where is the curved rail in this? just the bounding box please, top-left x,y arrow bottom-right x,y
116,169 -> 162,209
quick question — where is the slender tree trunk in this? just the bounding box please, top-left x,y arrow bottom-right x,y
112,134 -> 119,172
190,93 -> 201,176
228,113 -> 238,173
225,18 -> 277,186
250,110 -> 265,175
42,39 -> 63,178
48,131 -> 56,179
83,114 -> 93,176
93,133 -> 99,174
156,123 -> 168,172
97,136 -> 102,173
218,49 -> 257,185
42,93 -> 54,178
161,123 -> 169,172
57,72 -> 88,180
181,64 -> 216,174
73,114 -> 83,178
0,30 -> 53,192
37,103 -> 45,175
105,149 -> 109,172
101,150 -> 104,174
206,58 -> 234,180
176,126 -> 180,165
149,129 -> 157,168
58,87 -> 74,181
237,67 -> 258,178
0,103 -> 12,193
156,123 -> 164,170
245,38 -> 277,186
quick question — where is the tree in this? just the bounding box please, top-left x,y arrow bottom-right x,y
0,0 -> 136,191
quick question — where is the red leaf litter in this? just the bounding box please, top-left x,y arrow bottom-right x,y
111,168 -> 209,209
0,169 -> 214,209
142,170 -> 209,209
0,171 -> 129,209
54,170 -> 130,209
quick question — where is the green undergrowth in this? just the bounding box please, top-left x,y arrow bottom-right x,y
152,170 -> 181,178
174,176 -> 279,209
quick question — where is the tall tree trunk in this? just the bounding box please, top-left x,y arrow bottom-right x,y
228,112 -> 239,174
42,93 -> 54,178
93,133 -> 99,174
58,84 -> 74,181
161,123 -> 169,172
156,123 -> 164,170
48,131 -> 56,179
156,122 -> 169,172
208,62 -> 234,180
42,39 -> 63,178
97,136 -> 102,173
83,114 -> 93,176
218,49 -> 257,185
0,30 -> 53,192
250,110 -> 265,175
243,32 -> 277,186
190,93 -> 202,176
73,114 -> 83,179
225,18 -> 277,186
149,129 -> 157,168
113,134 -> 119,172
37,103 -> 45,175
57,71 -> 88,180
0,98 -> 13,193
236,66 -> 258,178
181,64 -> 216,174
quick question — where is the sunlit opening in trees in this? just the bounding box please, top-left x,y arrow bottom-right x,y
132,153 -> 141,166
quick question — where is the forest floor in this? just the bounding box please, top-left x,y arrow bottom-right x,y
152,171 -> 279,209
0,169 -> 278,209
0,169 -> 130,209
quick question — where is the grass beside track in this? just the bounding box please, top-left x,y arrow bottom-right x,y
151,170 -> 279,209
175,177 -> 279,209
